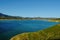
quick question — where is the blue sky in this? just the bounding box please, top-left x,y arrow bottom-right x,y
0,0 -> 60,18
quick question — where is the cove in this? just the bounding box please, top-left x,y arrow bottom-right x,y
0,20 -> 59,40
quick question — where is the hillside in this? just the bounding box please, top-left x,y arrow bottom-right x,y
0,13 -> 23,19
10,24 -> 60,40
0,13 -> 60,20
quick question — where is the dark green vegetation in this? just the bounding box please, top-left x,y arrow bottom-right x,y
0,13 -> 60,20
10,24 -> 60,40
0,13 -> 23,19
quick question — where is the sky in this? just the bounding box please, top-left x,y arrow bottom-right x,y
0,0 -> 60,18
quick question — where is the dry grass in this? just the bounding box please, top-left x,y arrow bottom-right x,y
10,24 -> 60,40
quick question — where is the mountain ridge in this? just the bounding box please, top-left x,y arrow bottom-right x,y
0,13 -> 60,20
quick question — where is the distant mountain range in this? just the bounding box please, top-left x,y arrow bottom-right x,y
0,13 -> 23,19
0,13 -> 8,17
0,13 -> 60,20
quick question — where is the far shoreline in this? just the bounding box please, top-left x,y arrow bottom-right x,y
0,19 -> 60,22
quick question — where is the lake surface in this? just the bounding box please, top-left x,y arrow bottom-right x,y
0,20 -> 59,40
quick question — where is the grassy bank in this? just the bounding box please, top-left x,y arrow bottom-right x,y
10,24 -> 60,40
48,19 -> 60,22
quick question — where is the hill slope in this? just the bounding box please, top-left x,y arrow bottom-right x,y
0,13 -> 60,20
0,13 -> 9,17
10,24 -> 60,40
0,13 -> 23,19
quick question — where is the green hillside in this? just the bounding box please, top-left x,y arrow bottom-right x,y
10,24 -> 60,40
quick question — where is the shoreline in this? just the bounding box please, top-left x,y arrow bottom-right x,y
48,20 -> 60,22
0,19 -> 60,22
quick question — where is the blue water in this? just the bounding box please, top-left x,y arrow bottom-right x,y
0,20 -> 59,40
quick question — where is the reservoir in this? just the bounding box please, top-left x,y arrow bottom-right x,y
0,20 -> 59,40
